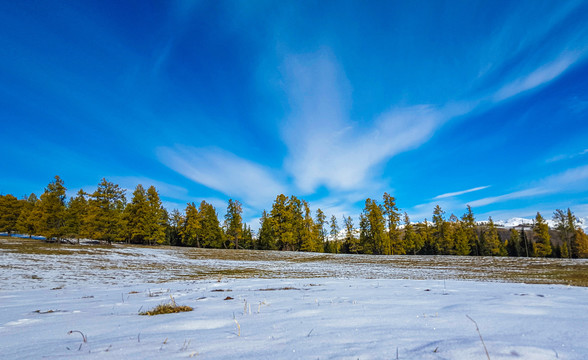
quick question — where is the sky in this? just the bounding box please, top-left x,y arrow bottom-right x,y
2,1 -> 588,229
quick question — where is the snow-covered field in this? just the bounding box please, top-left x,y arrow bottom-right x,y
1,239 -> 588,359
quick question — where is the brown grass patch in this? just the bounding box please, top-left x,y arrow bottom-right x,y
139,295 -> 193,316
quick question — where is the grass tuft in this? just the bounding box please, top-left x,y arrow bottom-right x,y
139,295 -> 193,316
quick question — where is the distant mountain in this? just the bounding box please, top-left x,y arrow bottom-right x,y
492,217 -> 588,231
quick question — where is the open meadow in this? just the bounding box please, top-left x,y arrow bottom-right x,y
1,238 -> 588,359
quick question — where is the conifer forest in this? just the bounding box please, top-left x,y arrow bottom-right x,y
1,175 -> 588,258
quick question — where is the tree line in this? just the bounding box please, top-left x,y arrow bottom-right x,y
1,175 -> 587,258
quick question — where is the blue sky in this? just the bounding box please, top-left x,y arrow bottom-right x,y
2,1 -> 588,228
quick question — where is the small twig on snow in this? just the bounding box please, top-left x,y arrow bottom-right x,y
67,330 -> 87,343
466,315 -> 491,360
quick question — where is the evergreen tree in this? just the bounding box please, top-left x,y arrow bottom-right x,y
462,206 -> 479,256
167,209 -> 184,246
480,217 -> 506,256
123,184 -> 150,244
288,196 -> 304,251
38,176 -> 67,241
300,201 -> 319,252
85,178 -> 126,244
146,185 -> 167,245
402,212 -> 421,255
315,208 -> 327,251
506,228 -> 522,257
15,193 -> 38,237
224,199 -> 243,249
553,209 -> 574,258
533,212 -> 552,257
241,224 -> 254,249
573,228 -> 588,258
257,210 -> 275,250
343,215 -> 360,254
520,225 -> 532,257
383,193 -> 404,254
198,201 -> 222,248
64,189 -> 87,243
453,220 -> 470,256
181,202 -> 201,247
0,194 -> 23,234
359,198 -> 389,255
270,194 -> 293,251
416,219 -> 432,254
432,205 -> 452,255
328,215 -> 340,253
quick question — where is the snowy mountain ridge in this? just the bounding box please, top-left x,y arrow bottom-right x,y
491,217 -> 588,231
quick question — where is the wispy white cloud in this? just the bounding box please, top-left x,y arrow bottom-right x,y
157,146 -> 287,207
469,164 -> 588,207
280,49 -> 472,194
433,186 -> 490,200
546,148 -> 588,163
493,52 -> 581,101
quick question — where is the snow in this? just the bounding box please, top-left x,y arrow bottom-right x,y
1,242 -> 588,359
492,216 -> 588,231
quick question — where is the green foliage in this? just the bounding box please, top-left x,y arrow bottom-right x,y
506,228 -> 522,257
3,176 -> 585,259
479,217 -> 506,256
224,199 -> 243,249
257,210 -> 275,250
38,176 -> 67,240
84,178 -> 126,244
383,193 -> 404,255
64,190 -> 87,242
533,212 -> 552,257
0,194 -> 23,234
359,198 -> 389,255
15,193 -> 38,237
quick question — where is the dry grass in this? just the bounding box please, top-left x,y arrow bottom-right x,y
139,295 -> 193,316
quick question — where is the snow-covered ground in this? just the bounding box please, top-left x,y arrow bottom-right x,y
1,239 -> 588,359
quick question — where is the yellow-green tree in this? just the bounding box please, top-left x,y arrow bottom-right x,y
533,212 -> 552,257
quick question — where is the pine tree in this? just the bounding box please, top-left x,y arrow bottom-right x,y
15,193 -> 38,237
300,201 -> 319,252
359,198 -> 389,255
38,176 -> 67,241
181,202 -> 201,247
506,228 -> 522,257
198,201 -> 222,248
288,196 -> 304,251
315,208 -> 327,251
64,190 -> 87,243
462,206 -> 479,256
167,209 -> 184,246
553,208 -> 575,258
146,186 -> 167,245
383,193 -> 404,254
270,194 -> 293,251
402,212 -> 420,255
573,228 -> 588,258
453,219 -> 471,256
0,194 -> 23,234
85,178 -> 126,244
416,219 -> 432,254
480,217 -> 505,256
343,215 -> 360,254
224,199 -> 243,249
328,215 -> 340,253
533,212 -> 552,257
123,184 -> 150,244
257,210 -> 275,250
432,205 -> 453,255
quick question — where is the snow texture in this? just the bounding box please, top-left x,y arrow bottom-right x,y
1,242 -> 587,359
